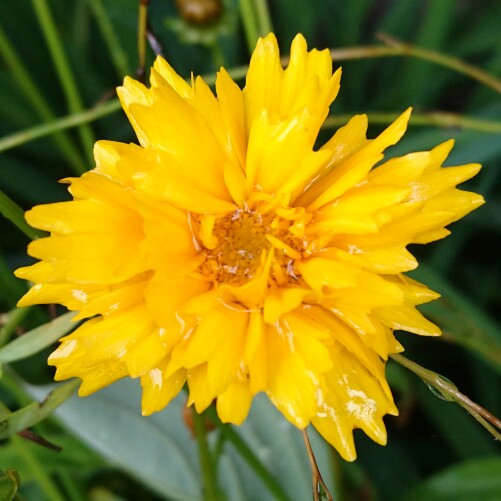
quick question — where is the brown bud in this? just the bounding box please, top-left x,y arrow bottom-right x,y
182,403 -> 217,436
175,0 -> 223,26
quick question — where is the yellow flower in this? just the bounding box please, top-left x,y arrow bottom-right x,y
16,34 -> 483,461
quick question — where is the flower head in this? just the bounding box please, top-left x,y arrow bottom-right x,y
16,34 -> 483,461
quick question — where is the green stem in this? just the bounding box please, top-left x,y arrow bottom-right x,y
323,36 -> 501,98
0,190 -> 44,240
137,0 -> 149,77
214,419 -> 291,501
12,434 -> 67,501
191,407 -> 220,501
0,99 -> 121,155
88,0 -> 130,79
239,0 -> 260,53
322,111 -> 501,134
31,0 -> 95,165
377,33 -> 501,96
254,0 -> 273,36
391,354 -> 501,441
0,25 -> 85,174
3,36 -> 501,154
210,41 -> 226,70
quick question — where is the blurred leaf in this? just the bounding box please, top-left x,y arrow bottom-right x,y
28,380 -> 202,501
219,397 -> 336,501
403,456 -> 501,501
417,381 -> 497,459
0,432 -> 101,483
0,379 -> 79,439
26,380 -> 335,501
0,469 -> 20,501
414,264 -> 501,375
400,0 -> 456,105
0,312 -> 77,364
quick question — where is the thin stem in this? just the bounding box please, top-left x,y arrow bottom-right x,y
302,430 -> 333,501
88,0 -> 130,79
322,111 -> 501,134
191,407 -> 220,501
146,27 -> 164,58
391,354 -> 501,441
211,41 -> 226,70
377,33 -> 501,97
239,0 -> 260,54
31,0 -> 95,165
323,40 -> 501,98
0,190 -> 44,240
3,36 -> 501,154
254,0 -> 273,36
11,434 -> 66,501
0,99 -> 121,154
0,25 -> 85,174
137,0 -> 150,79
216,420 -> 291,501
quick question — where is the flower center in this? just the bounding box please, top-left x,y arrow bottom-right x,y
201,210 -> 271,284
199,208 -> 307,286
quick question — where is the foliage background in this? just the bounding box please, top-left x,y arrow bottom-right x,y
0,0 -> 500,499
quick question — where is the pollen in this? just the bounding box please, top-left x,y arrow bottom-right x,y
199,209 -> 307,285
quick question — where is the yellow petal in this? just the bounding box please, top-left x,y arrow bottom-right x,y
124,328 -> 169,377
151,55 -> 193,97
296,257 -> 360,292
116,76 -> 153,147
133,148 -> 235,213
263,287 -> 311,324
217,380 -> 253,425
243,33 -> 283,133
302,108 -> 412,209
266,325 -> 319,427
377,304 -> 441,336
216,68 -> 247,169
312,346 -> 397,461
141,366 -> 187,416
187,364 -> 216,413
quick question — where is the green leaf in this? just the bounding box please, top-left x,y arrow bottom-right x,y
403,456 -> 501,501
0,312 -> 77,364
28,380 -> 202,501
0,432 -> 101,483
25,380 -> 335,501
0,189 -> 40,240
413,264 -> 501,375
0,379 -> 79,439
0,469 -> 20,501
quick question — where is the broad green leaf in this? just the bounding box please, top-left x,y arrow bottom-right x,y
219,396 -> 336,501
0,469 -> 20,501
27,380 -> 202,501
26,380 -> 336,501
0,379 -> 78,439
403,456 -> 501,501
0,312 -> 77,364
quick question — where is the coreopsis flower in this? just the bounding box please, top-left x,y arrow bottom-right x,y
16,34 -> 483,461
